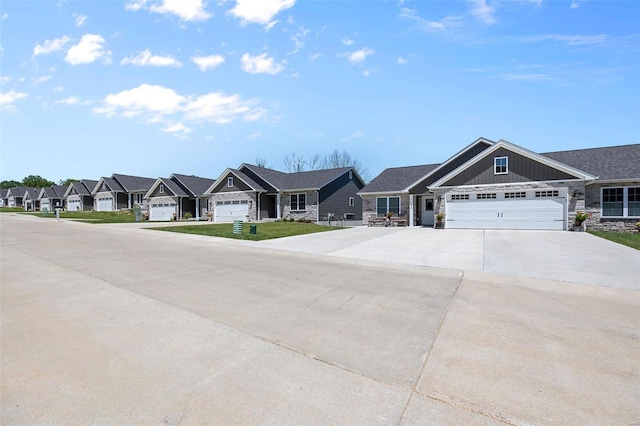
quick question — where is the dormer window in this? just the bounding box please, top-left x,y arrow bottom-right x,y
227,177 -> 234,187
159,185 -> 164,194
494,157 -> 508,175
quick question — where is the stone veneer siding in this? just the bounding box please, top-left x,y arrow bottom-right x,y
282,191 -> 318,222
577,182 -> 640,232
209,192 -> 258,221
361,194 -> 411,223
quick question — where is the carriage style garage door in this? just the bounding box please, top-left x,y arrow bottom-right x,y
40,201 -> 50,211
96,197 -> 114,212
67,199 -> 82,211
445,189 -> 567,230
149,204 -> 176,221
215,200 -> 249,222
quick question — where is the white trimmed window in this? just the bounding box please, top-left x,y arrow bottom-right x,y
494,157 -> 508,175
159,185 -> 164,194
136,193 -> 143,203
349,170 -> 353,180
291,193 -> 306,211
227,177 -> 234,187
376,196 -> 400,216
602,186 -> 640,217
349,197 -> 354,206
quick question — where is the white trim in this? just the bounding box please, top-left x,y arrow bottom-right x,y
290,192 -> 307,211
375,196 -> 401,216
430,140 -> 596,189
433,178 -> 585,190
494,156 -> 508,175
227,176 -> 234,187
348,196 -> 354,207
358,190 -> 410,196
600,185 -> 640,218
205,168 -> 264,194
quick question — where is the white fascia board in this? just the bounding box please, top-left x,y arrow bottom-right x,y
91,178 -> 109,195
239,164 -> 280,191
357,190 -> 409,196
589,178 -> 639,184
36,188 -> 46,200
403,137 -> 496,191
145,178 -> 167,198
62,183 -> 76,198
434,178 -> 587,190
429,140 -> 596,189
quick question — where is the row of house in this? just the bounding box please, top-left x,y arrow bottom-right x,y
2,138 -> 639,231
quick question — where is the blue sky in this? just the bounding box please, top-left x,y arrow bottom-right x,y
1,0 -> 638,183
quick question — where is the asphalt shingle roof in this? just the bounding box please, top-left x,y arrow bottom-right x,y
542,144 -> 640,181
112,174 -> 156,192
7,187 -> 31,198
360,164 -> 440,193
242,165 -> 353,190
158,178 -> 189,197
80,180 -> 98,195
226,169 -> 267,192
172,174 -> 217,196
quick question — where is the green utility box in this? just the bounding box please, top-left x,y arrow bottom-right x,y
249,224 -> 257,235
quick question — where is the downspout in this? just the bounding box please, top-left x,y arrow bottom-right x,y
276,192 -> 281,219
257,191 -> 261,221
128,193 -> 132,209
195,197 -> 200,220
409,194 -> 414,227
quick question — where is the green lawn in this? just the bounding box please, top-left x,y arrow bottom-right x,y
588,230 -> 640,250
22,210 -> 141,223
0,207 -> 26,213
151,221 -> 344,241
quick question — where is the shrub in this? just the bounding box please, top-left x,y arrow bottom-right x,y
183,212 -> 193,220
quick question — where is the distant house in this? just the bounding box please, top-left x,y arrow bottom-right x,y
6,187 -> 30,208
37,185 -> 67,211
64,180 -> 98,211
360,137 -> 639,231
205,164 -> 365,222
22,188 -> 41,211
92,174 -> 156,211
145,173 -> 215,221
0,189 -> 8,207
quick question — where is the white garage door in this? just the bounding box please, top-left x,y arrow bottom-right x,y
40,201 -> 50,211
150,204 -> 176,221
67,199 -> 82,211
215,201 -> 249,222
446,189 -> 567,230
96,197 -> 114,211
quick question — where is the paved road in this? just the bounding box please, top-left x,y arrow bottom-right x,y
1,214 -> 638,424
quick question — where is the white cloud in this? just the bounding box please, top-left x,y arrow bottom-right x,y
65,34 -> 111,65
345,48 -> 374,64
570,0 -> 581,8
309,53 -> 321,61
53,85 -> 64,92
264,20 -> 278,31
240,53 -> 284,74
352,131 -> 364,138
0,90 -> 28,111
341,37 -> 355,46
94,84 -> 266,130
362,68 -> 377,77
33,76 -> 52,85
120,49 -> 182,67
55,96 -> 80,105
229,0 -> 296,25
126,0 -> 212,21
2,13 -> 8,20
469,0 -> 495,25
399,8 -> 464,31
501,73 -> 551,81
397,57 -> 408,65
521,34 -> 607,46
162,122 -> 192,134
246,132 -> 262,139
74,14 -> 87,26
191,54 -> 225,71
0,76 -> 11,84
33,35 -> 72,57
288,27 -> 309,55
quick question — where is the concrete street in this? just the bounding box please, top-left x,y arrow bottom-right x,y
1,214 -> 639,424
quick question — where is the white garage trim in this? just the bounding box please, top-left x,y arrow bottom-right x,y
67,199 -> 82,211
445,188 -> 567,230
96,197 -> 114,212
149,203 -> 177,221
215,200 -> 249,222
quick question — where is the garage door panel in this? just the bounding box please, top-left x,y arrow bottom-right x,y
150,205 -> 176,221
215,203 -> 249,222
97,198 -> 113,212
67,200 -> 82,211
446,193 -> 566,230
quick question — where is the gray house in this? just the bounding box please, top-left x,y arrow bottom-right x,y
360,138 -> 639,231
37,185 -> 67,211
92,174 -> 156,212
205,164 -> 365,222
145,174 -> 215,221
1,189 -> 8,207
64,180 -> 98,211
6,187 -> 31,208
22,188 -> 41,211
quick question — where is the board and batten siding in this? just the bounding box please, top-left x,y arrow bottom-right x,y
212,173 -> 253,193
408,141 -> 492,194
319,171 -> 364,220
148,184 -> 175,198
442,148 -> 578,187
240,168 -> 276,193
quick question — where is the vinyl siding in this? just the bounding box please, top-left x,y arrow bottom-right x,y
149,184 -> 175,198
442,148 -> 578,187
319,172 -> 364,220
212,173 -> 252,193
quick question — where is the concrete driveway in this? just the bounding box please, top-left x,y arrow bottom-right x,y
1,214 -> 638,424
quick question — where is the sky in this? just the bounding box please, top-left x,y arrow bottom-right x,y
1,0 -> 639,184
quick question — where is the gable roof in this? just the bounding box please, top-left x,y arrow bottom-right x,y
146,177 -> 189,198
360,164 -> 440,194
1,189 -> 7,199
112,174 -> 156,192
64,179 -> 98,197
38,185 -> 67,199
429,139 -> 596,188
93,177 -> 124,194
240,164 -> 359,191
542,144 -> 640,181
22,188 -> 40,200
7,187 -> 30,198
171,174 -> 216,196
206,168 -> 267,194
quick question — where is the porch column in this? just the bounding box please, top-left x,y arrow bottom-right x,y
128,193 -> 132,209
195,198 -> 200,220
409,194 -> 414,227
276,193 -> 281,219
257,192 -> 261,221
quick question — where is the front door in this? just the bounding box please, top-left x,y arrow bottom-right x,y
421,197 -> 435,226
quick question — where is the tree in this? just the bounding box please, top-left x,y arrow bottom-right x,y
58,178 -> 79,186
21,175 -> 55,187
283,152 -> 306,173
255,157 -> 270,168
0,180 -> 20,189
279,150 -> 371,182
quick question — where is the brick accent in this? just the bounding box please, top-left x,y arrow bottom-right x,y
210,192 -> 257,221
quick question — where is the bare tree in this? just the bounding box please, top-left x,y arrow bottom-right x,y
283,152 -> 306,172
322,150 -> 370,182
255,156 -> 270,168
307,153 -> 323,170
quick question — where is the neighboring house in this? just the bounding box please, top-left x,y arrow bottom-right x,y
64,180 -> 98,211
205,164 -> 365,222
145,173 -> 215,221
0,189 -> 7,207
92,174 -> 156,212
22,188 -> 41,211
359,137 -> 639,231
38,185 -> 67,211
6,187 -> 31,208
